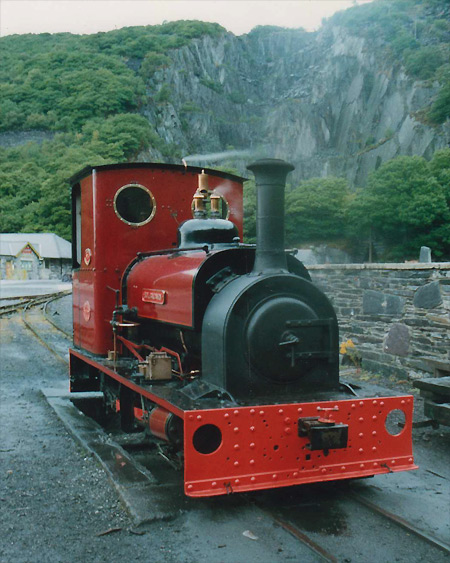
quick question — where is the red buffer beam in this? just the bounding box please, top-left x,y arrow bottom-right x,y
183,396 -> 417,497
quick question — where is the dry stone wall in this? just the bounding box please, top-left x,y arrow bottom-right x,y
309,263 -> 450,381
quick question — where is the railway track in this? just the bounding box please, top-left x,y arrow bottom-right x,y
18,291 -> 72,364
12,294 -> 450,562
0,292 -> 66,317
256,484 -> 450,562
110,429 -> 450,562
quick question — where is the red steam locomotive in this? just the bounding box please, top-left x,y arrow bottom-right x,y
69,159 -> 416,497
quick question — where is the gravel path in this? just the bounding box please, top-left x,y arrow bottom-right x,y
1,296 -> 449,562
0,305 -> 310,563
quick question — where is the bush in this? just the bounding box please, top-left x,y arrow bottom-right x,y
140,52 -> 172,80
405,46 -> 445,80
180,101 -> 201,113
228,91 -> 247,104
428,79 -> 450,124
200,78 -> 224,94
155,83 -> 172,103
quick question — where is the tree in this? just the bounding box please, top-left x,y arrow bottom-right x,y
243,176 -> 351,247
243,179 -> 257,242
428,77 -> 450,124
82,114 -> 155,160
349,155 -> 450,259
285,177 -> 351,246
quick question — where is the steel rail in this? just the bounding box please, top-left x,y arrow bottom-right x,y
43,294 -> 72,339
251,502 -> 337,563
0,296 -> 42,316
0,292 -> 58,302
350,492 -> 450,555
270,513 -> 338,563
21,293 -> 71,366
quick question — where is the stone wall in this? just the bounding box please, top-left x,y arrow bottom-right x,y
309,263 -> 450,381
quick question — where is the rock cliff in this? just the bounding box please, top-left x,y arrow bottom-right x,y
139,24 -> 449,185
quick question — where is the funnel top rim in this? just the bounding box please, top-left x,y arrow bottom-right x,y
246,158 -> 295,173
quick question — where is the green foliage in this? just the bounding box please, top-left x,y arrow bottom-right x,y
0,21 -> 226,239
200,78 -> 224,94
155,83 -> 172,103
330,0 -> 450,124
243,177 -> 351,246
0,20 -> 225,133
243,180 -> 257,242
246,150 -> 450,259
81,114 -> 155,159
0,49 -> 143,132
83,21 -> 224,58
348,153 -> 450,259
180,101 -> 202,114
140,53 -> 172,80
389,32 -> 419,57
0,115 -> 166,239
404,45 -> 446,80
428,75 -> 450,124
0,138 -> 111,238
228,91 -> 247,104
330,0 -> 414,41
285,178 -> 351,245
429,148 -> 450,190
248,26 -> 306,37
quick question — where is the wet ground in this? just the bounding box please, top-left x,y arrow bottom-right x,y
1,295 -> 449,562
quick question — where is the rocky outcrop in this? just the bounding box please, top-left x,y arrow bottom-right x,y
138,25 -> 449,185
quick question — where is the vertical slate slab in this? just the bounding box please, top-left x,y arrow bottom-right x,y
363,290 -> 384,314
363,289 -> 405,315
384,324 -> 410,356
419,246 -> 432,263
413,281 -> 442,309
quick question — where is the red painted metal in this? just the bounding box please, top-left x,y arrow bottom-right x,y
183,397 -> 417,497
116,335 -> 150,362
70,349 -> 417,497
69,349 -> 185,418
149,407 -> 172,441
126,252 -> 207,327
72,165 -> 244,354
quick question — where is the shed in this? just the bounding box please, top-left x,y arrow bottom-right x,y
0,233 -> 71,280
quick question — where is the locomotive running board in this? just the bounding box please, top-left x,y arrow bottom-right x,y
183,397 -> 417,497
69,350 -> 417,498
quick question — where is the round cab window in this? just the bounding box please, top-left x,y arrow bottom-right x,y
114,184 -> 156,226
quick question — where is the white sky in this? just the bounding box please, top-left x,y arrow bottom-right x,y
0,0 -> 373,37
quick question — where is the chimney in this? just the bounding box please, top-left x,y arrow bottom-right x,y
246,158 -> 295,273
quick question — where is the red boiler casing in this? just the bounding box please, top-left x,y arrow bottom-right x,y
126,251 -> 208,328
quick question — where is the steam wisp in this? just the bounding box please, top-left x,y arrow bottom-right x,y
182,149 -> 253,165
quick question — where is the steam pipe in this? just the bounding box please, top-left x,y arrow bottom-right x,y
246,158 -> 295,273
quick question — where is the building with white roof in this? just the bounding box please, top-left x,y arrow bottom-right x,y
0,233 -> 71,280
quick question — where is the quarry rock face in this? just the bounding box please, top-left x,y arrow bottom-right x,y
138,26 -> 449,184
